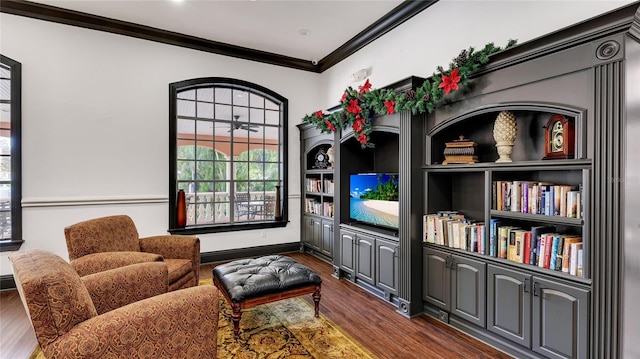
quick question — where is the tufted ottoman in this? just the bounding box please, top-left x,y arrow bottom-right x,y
212,255 -> 322,338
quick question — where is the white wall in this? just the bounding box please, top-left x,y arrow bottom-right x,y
0,0 -> 635,277
320,0 -> 636,107
0,14 -> 321,275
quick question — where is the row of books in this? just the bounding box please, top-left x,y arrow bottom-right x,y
491,221 -> 584,276
305,178 -> 334,194
304,198 -> 334,217
493,180 -> 581,218
422,212 -> 584,277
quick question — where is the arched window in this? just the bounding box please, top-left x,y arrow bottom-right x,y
169,78 -> 287,233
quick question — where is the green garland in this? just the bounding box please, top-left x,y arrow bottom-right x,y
302,40 -> 518,148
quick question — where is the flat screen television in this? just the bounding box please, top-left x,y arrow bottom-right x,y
349,173 -> 399,230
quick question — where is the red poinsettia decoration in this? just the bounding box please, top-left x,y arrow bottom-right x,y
352,114 -> 365,132
384,100 -> 395,115
314,110 -> 324,118
359,79 -> 372,94
340,91 -> 348,102
357,133 -> 368,145
438,68 -> 461,95
325,119 -> 336,132
346,99 -> 362,114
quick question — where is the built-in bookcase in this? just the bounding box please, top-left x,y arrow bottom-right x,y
423,107 -> 591,359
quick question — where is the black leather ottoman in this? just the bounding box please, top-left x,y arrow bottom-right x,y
212,255 -> 322,338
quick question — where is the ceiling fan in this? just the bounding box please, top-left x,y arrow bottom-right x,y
228,115 -> 258,132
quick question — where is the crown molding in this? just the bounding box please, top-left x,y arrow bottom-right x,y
0,0 -> 436,73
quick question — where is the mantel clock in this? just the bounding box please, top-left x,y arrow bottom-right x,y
543,114 -> 575,160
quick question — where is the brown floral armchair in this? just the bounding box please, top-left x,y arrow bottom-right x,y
9,249 -> 219,359
64,215 -> 200,291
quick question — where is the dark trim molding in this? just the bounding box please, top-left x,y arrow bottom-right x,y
0,0 -> 435,73
319,0 -> 438,72
200,242 -> 301,265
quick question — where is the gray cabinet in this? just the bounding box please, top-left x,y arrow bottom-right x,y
487,264 -> 589,359
532,277 -> 589,359
340,226 -> 399,298
487,264 -> 532,348
321,219 -> 333,257
339,229 -> 355,276
355,232 -> 375,285
376,237 -> 399,297
423,247 -> 486,327
302,215 -> 321,251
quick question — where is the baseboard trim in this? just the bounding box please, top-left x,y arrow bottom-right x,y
200,242 -> 301,264
0,274 -> 16,291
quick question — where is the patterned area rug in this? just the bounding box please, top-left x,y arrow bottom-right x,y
30,279 -> 377,358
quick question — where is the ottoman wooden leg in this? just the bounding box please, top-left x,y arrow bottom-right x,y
231,302 -> 243,339
312,285 -> 321,318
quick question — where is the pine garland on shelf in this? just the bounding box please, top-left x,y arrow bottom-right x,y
302,40 -> 518,147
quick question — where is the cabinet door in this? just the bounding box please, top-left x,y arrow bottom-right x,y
302,215 -> 313,246
375,238 -> 398,296
339,230 -> 355,276
451,255 -> 486,327
487,264 -> 532,348
355,233 -> 375,285
423,247 -> 451,312
311,217 -> 322,251
532,277 -> 589,359
321,219 -> 333,257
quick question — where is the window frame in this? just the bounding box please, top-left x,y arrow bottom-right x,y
168,77 -> 288,234
0,55 -> 23,251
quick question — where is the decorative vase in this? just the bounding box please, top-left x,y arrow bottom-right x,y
176,189 -> 187,228
274,185 -> 283,221
327,146 -> 335,169
493,111 -> 517,163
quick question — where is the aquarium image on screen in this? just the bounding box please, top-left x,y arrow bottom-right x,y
349,173 -> 399,229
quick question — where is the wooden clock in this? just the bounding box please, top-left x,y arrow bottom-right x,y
543,114 -> 575,160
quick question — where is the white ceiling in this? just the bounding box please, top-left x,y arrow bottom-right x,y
28,0 -> 404,62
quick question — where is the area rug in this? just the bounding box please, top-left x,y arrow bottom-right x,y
30,278 -> 377,359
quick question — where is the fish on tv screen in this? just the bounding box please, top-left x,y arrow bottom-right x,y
349,173 -> 399,229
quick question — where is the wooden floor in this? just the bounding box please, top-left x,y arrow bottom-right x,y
0,252 -> 512,359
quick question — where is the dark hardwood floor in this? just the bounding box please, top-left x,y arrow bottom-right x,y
1,252 -> 512,359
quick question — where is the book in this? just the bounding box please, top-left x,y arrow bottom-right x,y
539,233 -> 559,269
511,229 -> 527,263
554,235 -> 565,271
561,236 -> 583,273
577,249 -> 584,277
523,231 -> 532,265
489,219 -> 501,257
498,226 -> 516,259
570,242 -> 584,276
549,234 -> 561,270
530,225 -> 555,266
511,181 -> 522,212
477,223 -> 486,255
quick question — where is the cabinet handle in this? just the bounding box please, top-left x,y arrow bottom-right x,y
450,257 -> 456,270
444,256 -> 451,268
523,278 -> 529,293
393,247 -> 399,258
532,282 -> 538,296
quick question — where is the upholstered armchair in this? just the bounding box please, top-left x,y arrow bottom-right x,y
64,215 -> 200,291
9,249 -> 219,359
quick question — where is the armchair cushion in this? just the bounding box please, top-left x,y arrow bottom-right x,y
71,251 -> 163,277
64,215 -> 141,260
9,249 -> 98,350
81,262 -> 168,315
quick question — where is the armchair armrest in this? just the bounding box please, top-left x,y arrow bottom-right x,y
81,262 -> 168,315
71,251 -> 163,277
139,235 -> 200,261
44,285 -> 219,359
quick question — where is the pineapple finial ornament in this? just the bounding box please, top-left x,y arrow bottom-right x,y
493,111 -> 517,163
